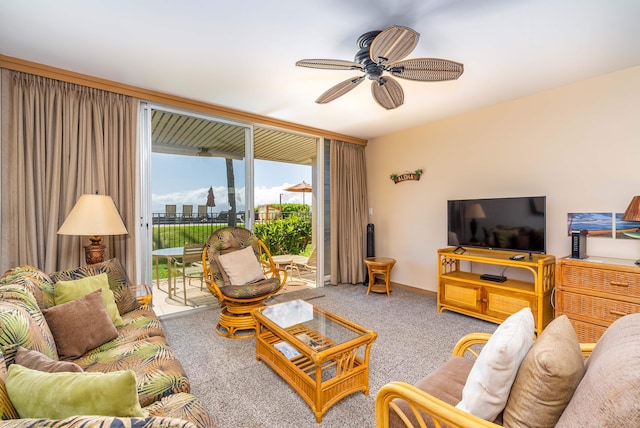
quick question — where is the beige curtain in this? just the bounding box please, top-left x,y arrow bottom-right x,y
329,139 -> 368,285
0,69 -> 137,275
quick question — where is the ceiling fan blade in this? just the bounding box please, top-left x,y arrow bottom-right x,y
371,76 -> 404,110
296,59 -> 363,71
370,25 -> 418,65
316,76 -> 365,104
390,58 -> 464,82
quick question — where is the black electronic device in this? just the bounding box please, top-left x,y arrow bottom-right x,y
480,273 -> 507,283
447,196 -> 546,253
509,255 -> 525,260
571,229 -> 587,259
364,223 -> 375,285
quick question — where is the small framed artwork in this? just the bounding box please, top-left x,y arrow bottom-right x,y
567,212 -> 613,238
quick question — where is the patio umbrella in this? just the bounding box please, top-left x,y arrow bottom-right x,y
206,186 -> 215,218
284,181 -> 312,205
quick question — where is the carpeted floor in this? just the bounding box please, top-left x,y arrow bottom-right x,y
160,284 -> 497,428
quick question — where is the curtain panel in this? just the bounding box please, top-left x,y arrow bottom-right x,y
329,139 -> 368,285
0,69 -> 137,275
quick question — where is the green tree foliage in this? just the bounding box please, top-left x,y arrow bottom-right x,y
254,212 -> 311,255
280,203 -> 310,213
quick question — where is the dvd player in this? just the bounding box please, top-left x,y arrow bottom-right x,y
480,274 -> 507,283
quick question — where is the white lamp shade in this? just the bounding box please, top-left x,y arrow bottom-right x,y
58,194 -> 127,236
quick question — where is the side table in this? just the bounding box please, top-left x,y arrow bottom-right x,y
364,257 -> 396,297
272,255 -> 300,283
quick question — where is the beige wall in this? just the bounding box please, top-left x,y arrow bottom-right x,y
365,66 -> 640,292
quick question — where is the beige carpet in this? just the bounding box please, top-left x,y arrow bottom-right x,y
160,284 -> 498,427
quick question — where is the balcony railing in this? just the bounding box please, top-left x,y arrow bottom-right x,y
151,211 -> 310,250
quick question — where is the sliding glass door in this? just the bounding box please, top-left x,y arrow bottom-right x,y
138,103 -> 251,287
137,103 -> 325,290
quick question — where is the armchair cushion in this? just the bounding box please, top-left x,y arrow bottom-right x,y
390,356 -> 475,428
217,246 -> 265,285
42,289 -> 118,360
455,307 -> 534,422
555,313 -> 640,427
220,277 -> 281,299
6,364 -> 146,419
503,314 -> 585,427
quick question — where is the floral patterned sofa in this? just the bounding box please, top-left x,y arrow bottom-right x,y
0,259 -> 213,427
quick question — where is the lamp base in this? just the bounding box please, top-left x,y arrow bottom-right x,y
84,236 -> 106,265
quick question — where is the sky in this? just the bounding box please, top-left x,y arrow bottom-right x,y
151,153 -> 312,214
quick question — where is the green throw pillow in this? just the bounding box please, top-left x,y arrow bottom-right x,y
6,364 -> 146,419
54,273 -> 123,326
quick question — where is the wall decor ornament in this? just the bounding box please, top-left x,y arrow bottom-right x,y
390,169 -> 423,184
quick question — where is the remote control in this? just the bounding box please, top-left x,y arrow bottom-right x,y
510,255 -> 525,260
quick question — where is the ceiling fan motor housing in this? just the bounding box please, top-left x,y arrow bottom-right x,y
355,30 -> 384,81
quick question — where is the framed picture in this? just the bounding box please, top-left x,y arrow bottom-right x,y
567,212 -> 613,238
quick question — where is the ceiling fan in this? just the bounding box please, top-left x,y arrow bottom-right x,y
296,25 -> 464,110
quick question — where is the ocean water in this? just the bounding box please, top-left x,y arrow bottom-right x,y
568,212 -> 640,233
568,212 -> 612,232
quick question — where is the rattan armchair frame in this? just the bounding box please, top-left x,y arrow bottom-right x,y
202,231 -> 286,339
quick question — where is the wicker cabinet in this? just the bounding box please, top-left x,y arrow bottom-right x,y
437,247 -> 555,334
555,256 -> 640,342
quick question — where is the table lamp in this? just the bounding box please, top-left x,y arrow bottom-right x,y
58,194 -> 128,265
621,195 -> 640,265
465,203 -> 486,244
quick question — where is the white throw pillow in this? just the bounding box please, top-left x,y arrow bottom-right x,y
217,246 -> 266,285
455,307 -> 534,421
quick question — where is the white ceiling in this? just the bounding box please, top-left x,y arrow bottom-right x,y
1,0 -> 639,141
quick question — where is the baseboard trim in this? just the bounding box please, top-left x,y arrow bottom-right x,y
392,282 -> 437,297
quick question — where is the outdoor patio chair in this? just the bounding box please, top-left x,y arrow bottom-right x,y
182,204 -> 193,220
173,243 -> 205,305
197,205 -> 208,220
202,227 -> 286,339
295,247 -> 317,275
165,204 -> 177,222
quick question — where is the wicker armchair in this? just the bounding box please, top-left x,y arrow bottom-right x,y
375,332 -> 596,428
202,227 -> 286,339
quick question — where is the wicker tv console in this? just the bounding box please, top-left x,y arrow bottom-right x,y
437,247 -> 555,334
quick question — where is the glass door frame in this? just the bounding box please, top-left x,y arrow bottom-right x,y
136,102 -> 324,288
137,102 -> 254,286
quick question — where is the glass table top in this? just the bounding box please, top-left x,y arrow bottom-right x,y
259,299 -> 365,348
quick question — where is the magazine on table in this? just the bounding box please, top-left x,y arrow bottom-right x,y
274,341 -> 301,359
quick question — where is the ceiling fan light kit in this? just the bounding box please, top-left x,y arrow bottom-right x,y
296,25 -> 463,110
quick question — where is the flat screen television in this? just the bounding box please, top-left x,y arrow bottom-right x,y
447,196 -> 546,253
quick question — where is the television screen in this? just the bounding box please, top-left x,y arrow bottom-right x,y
447,196 -> 546,253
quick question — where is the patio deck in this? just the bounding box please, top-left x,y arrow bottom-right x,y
152,271 -> 316,317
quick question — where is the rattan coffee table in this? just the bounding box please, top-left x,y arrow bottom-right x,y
253,299 -> 377,422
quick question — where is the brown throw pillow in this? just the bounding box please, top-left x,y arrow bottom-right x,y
503,315 -> 585,427
15,347 -> 83,373
42,289 -> 118,361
